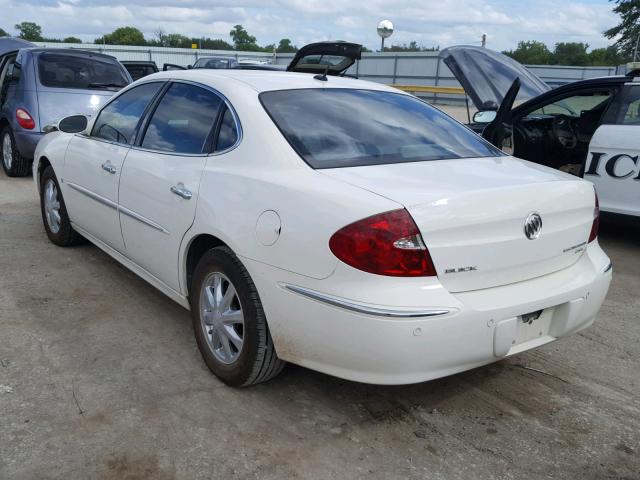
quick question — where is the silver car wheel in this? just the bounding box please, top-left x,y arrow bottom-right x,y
199,272 -> 245,364
2,133 -> 12,170
43,179 -> 62,234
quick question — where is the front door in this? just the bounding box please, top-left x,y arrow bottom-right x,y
584,84 -> 640,217
62,81 -> 165,252
118,81 -> 225,291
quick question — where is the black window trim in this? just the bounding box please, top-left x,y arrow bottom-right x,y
132,79 -> 242,157
88,80 -> 167,147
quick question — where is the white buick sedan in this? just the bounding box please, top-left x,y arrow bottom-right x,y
33,69 -> 612,387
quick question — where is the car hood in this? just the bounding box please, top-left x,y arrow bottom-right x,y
287,41 -> 362,75
439,46 -> 550,111
0,38 -> 35,56
36,90 -> 113,132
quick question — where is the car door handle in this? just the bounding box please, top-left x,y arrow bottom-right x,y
101,163 -> 117,174
170,185 -> 192,200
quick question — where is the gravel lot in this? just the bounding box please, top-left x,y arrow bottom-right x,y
1,139 -> 639,479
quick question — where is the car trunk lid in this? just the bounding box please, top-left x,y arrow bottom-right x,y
287,41 -> 362,76
439,46 -> 550,111
322,157 -> 595,292
36,90 -> 113,132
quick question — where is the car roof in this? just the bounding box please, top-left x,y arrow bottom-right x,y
141,69 -> 400,94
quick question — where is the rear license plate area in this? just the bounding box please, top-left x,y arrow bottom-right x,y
515,308 -> 554,345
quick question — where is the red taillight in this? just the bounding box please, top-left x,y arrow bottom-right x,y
588,191 -> 599,243
329,209 -> 437,277
16,108 -> 35,130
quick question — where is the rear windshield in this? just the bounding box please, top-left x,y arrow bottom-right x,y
38,52 -> 128,90
260,89 -> 504,169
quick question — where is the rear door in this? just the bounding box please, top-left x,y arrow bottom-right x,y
63,82 -> 164,251
287,41 -> 361,75
118,81 -> 233,291
584,83 -> 640,217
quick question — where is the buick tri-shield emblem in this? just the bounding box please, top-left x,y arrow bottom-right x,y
524,213 -> 543,240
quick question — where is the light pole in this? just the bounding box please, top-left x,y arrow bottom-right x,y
377,20 -> 393,52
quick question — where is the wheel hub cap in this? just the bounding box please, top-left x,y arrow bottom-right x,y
199,272 -> 245,364
2,133 -> 12,170
43,179 -> 62,234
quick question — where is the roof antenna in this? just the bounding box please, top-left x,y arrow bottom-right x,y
314,64 -> 330,82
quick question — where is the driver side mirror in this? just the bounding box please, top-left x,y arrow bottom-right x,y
44,115 -> 89,134
472,110 -> 497,124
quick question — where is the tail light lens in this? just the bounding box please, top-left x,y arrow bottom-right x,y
16,108 -> 35,130
588,191 -> 599,243
329,209 -> 437,277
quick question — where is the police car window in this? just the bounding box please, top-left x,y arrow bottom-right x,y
528,91 -> 611,117
92,82 -> 163,144
617,86 -> 640,125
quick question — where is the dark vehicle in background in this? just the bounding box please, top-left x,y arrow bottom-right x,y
0,39 -> 131,176
193,56 -> 239,69
121,60 -> 159,81
441,45 -> 640,218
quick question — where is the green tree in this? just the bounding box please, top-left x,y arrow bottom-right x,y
588,46 -> 623,65
503,40 -> 552,64
276,38 -> 297,53
63,36 -> 82,44
384,41 -> 438,52
229,25 -> 260,51
14,21 -> 43,41
605,0 -> 640,60
0,28 -> 8,37
200,38 -> 234,50
95,27 -> 146,46
552,42 -> 590,66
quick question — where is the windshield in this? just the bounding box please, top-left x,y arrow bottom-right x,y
38,52 -> 128,90
194,58 -> 232,69
260,89 -> 504,169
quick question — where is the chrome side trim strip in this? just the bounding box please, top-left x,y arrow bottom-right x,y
283,284 -> 450,318
603,262 -> 613,273
67,182 -> 117,210
119,205 -> 170,235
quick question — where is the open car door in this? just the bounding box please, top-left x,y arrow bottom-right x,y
287,41 -> 362,76
439,46 -> 550,111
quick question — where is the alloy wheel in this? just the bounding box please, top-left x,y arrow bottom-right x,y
2,133 -> 12,170
43,179 -> 62,234
199,272 -> 245,364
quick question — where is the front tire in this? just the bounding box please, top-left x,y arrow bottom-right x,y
39,165 -> 84,246
1,126 -> 32,177
190,246 -> 285,387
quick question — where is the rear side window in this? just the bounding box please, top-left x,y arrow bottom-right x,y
38,52 -> 128,90
615,86 -> 640,125
92,82 -> 163,144
260,89 -> 504,169
141,83 -> 223,154
215,108 -> 239,151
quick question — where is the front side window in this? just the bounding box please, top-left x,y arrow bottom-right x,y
527,90 -> 612,118
38,52 -> 128,90
615,86 -> 640,125
92,82 -> 163,144
260,89 -> 503,169
141,83 -> 223,154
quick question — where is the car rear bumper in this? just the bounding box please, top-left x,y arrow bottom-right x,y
242,241 -> 612,385
14,130 -> 42,159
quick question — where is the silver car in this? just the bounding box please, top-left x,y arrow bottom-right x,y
0,38 -> 131,177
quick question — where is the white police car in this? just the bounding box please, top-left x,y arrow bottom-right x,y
441,46 -> 640,218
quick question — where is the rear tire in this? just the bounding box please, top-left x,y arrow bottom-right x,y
1,126 -> 32,177
190,246 -> 285,387
39,165 -> 84,246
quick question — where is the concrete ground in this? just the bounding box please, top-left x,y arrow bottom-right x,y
1,160 -> 639,479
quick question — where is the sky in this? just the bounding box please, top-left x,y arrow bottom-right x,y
0,0 -> 620,51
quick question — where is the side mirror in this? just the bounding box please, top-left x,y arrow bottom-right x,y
472,110 -> 498,124
187,65 -> 193,69
6,63 -> 20,82
52,115 -> 89,134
